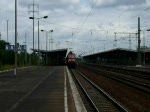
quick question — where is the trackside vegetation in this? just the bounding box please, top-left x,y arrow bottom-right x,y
0,40 -> 38,71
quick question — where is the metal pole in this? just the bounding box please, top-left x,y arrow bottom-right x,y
129,34 -> 131,50
49,38 -> 50,51
14,0 -> 17,75
46,32 -> 48,66
137,17 -> 141,65
7,20 -> 8,42
143,31 -> 145,65
136,33 -> 138,49
38,19 -> 40,68
51,30 -> 53,50
51,32 -> 52,50
25,32 -> 27,64
50,34 -> 52,51
114,32 -> 117,48
33,0 -> 35,65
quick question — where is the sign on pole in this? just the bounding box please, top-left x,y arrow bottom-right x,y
6,45 -> 26,52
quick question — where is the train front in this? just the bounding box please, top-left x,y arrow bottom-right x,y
67,52 -> 76,69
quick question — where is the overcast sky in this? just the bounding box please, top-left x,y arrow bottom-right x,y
0,0 -> 150,56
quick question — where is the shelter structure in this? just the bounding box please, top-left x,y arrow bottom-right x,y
82,48 -> 150,66
32,48 -> 67,66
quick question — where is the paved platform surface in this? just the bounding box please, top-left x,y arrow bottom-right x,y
0,66 -> 86,112
11,66 -> 65,112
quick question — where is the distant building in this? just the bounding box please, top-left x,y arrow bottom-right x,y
82,48 -> 150,66
140,46 -> 150,52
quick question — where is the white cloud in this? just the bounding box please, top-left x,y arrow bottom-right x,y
96,0 -> 117,7
146,0 -> 150,6
0,0 -> 150,55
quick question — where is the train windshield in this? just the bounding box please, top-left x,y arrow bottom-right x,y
68,55 -> 75,58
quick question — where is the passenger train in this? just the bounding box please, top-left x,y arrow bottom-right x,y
66,51 -> 76,69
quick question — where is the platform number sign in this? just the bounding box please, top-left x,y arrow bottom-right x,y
6,45 -> 27,52
5,45 -> 14,51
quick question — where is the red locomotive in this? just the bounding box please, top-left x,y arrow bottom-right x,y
66,51 -> 76,69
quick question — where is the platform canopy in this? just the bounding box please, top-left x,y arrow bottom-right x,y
31,48 -> 68,66
82,48 -> 150,65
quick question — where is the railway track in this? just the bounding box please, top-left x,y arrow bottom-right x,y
87,64 -> 150,80
70,69 -> 127,112
79,65 -> 150,94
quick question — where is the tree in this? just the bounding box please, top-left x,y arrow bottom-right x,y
0,40 -> 14,66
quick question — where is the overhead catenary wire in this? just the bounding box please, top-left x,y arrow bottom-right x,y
107,0 -> 139,26
1,1 -> 150,37
73,0 -> 98,36
124,6 -> 150,26
0,6 -> 138,34
68,0 -> 96,39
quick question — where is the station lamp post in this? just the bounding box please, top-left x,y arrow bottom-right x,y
41,29 -> 53,66
29,16 -> 48,67
138,29 -> 150,65
145,29 -> 150,65
15,0 -> 17,75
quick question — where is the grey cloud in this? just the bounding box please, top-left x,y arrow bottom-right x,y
0,0 -> 150,53
95,0 -> 145,8
19,0 -> 80,11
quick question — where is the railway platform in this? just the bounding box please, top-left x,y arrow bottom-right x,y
0,66 -> 86,112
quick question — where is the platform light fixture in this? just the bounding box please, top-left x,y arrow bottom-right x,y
29,16 -> 48,68
41,29 -> 53,66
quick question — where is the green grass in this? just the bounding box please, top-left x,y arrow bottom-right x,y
0,64 -> 32,71
0,64 -> 36,71
0,65 -> 14,71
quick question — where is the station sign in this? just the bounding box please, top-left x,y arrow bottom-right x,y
5,45 -> 27,52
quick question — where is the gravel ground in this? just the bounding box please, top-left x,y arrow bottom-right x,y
78,67 -> 150,112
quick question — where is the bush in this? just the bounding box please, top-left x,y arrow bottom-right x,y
0,65 -> 13,71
